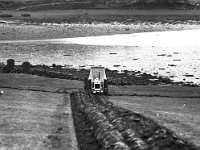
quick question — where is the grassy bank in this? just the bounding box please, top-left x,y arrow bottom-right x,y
1,9 -> 200,24
0,63 -> 191,87
0,73 -> 79,150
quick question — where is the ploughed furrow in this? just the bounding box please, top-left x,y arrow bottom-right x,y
70,92 -> 199,150
70,92 -> 102,150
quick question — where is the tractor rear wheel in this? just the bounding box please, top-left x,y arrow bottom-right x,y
104,88 -> 108,95
104,79 -> 108,88
104,79 -> 108,95
88,80 -> 91,91
84,77 -> 89,90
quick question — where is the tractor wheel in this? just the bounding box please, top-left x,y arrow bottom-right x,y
104,79 -> 108,88
88,80 -> 91,91
104,88 -> 108,96
84,77 -> 89,90
104,80 -> 108,95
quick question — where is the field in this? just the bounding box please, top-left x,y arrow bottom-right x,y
1,7 -> 200,150
2,9 -> 200,23
71,88 -> 200,149
107,84 -> 200,146
1,0 -> 200,10
1,73 -> 200,149
0,74 -> 81,149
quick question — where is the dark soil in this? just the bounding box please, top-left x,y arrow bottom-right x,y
70,91 -> 200,150
70,93 -> 102,150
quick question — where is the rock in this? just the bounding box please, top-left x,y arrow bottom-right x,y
0,91 -> 4,95
176,140 -> 185,145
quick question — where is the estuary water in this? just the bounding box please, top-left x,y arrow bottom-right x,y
0,29 -> 200,85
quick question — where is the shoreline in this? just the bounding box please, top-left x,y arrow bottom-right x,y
1,64 -> 199,87
1,23 -> 200,85
2,9 -> 200,23
0,10 -> 200,86
1,19 -> 200,41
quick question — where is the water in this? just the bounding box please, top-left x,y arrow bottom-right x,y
0,29 -> 200,85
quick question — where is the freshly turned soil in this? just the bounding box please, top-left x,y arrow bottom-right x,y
70,91 -> 200,150
70,93 -> 102,150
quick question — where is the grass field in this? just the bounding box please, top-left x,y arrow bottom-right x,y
0,74 -> 80,150
106,84 -> 200,147
1,9 -> 200,23
1,0 -> 200,10
0,73 -> 200,148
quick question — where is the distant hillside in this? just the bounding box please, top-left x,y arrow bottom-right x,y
1,0 -> 200,10
0,1 -> 24,9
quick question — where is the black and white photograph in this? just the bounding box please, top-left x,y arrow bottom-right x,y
0,0 -> 200,150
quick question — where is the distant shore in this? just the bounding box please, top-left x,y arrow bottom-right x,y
2,9 -> 200,24
0,63 -> 198,87
1,10 -> 200,41
1,9 -> 200,86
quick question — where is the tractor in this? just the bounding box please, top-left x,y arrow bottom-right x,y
84,67 -> 108,95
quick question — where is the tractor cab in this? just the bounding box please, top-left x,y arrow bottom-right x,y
93,78 -> 101,92
84,67 -> 108,95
